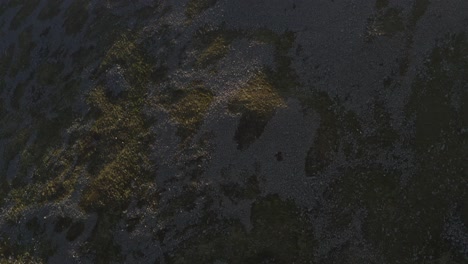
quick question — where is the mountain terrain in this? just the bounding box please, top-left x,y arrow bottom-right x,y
0,0 -> 467,263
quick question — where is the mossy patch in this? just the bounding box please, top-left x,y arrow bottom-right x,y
0,250 -> 44,264
79,87 -> 154,212
0,4 -> 166,262
73,37 -> 155,213
159,83 -> 214,141
191,26 -> 243,71
367,7 -> 405,39
5,168 -> 80,221
99,35 -> 153,88
196,35 -> 230,68
201,29 -> 297,149
229,74 -> 286,117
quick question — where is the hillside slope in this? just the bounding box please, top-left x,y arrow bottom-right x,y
0,0 -> 467,263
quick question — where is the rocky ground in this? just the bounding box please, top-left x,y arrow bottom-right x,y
0,0 -> 467,263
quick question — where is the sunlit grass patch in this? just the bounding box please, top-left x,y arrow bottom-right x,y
228,73 -> 286,117
159,82 -> 214,141
100,35 -> 153,88
191,26 -> 243,71
4,165 -> 80,223
78,86 -> 154,212
80,141 -> 152,212
196,36 -> 230,68
0,250 -> 44,264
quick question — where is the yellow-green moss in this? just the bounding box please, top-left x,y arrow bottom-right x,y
196,36 -> 230,68
229,73 -> 286,117
80,142 -> 152,210
100,35 -> 152,88
79,85 -> 154,211
0,252 -> 44,264
159,83 -> 214,141
227,73 -> 287,149
5,168 -> 79,222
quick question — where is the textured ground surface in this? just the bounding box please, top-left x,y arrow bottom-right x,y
0,0 -> 467,263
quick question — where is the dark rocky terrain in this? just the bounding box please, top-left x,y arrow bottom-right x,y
0,0 -> 467,263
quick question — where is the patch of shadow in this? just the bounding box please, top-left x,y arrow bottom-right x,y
170,195 -> 315,263
228,73 -> 286,150
185,0 -> 217,21
303,91 -> 362,177
63,0 -> 90,35
9,1 -> 40,30
366,7 -> 405,41
10,26 -> 36,77
81,213 -> 122,263
221,174 -> 261,203
66,221 -> 85,241
38,0 -> 62,20
54,216 -> 73,233
375,0 -> 389,10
